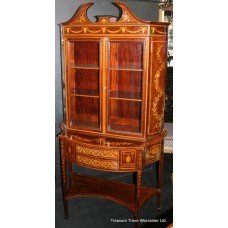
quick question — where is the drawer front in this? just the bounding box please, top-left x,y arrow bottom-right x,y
76,145 -> 119,160
120,150 -> 136,170
64,141 -> 75,162
76,154 -> 119,171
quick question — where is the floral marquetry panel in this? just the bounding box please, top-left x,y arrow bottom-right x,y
148,36 -> 168,135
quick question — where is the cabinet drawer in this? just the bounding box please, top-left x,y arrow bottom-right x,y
76,154 -> 119,171
76,145 -> 119,160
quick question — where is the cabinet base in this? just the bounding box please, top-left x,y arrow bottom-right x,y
66,173 -> 161,214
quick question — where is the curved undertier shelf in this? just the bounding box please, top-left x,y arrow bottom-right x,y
67,173 -> 160,214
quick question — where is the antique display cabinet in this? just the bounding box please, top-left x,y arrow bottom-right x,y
58,1 -> 169,224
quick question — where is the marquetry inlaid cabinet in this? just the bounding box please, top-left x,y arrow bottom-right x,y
58,2 -> 169,225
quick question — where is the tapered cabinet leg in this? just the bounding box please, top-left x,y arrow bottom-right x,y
60,140 -> 69,219
68,161 -> 73,188
63,196 -> 68,219
134,170 -> 142,228
156,141 -> 164,209
134,151 -> 143,227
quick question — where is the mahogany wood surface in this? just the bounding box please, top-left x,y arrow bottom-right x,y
67,173 -> 160,214
58,1 -> 169,226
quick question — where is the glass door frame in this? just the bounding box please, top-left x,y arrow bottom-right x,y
65,37 -> 104,133
105,37 -> 149,137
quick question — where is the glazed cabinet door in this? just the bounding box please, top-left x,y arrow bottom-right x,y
106,38 -> 148,137
66,38 -> 102,131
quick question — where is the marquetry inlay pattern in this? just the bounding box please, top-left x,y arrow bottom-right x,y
145,143 -> 162,164
73,135 -> 102,144
121,151 -> 136,169
60,140 -> 67,182
152,42 -> 166,132
76,155 -> 119,171
150,27 -> 167,35
76,145 -> 119,160
64,26 -> 148,35
70,3 -> 92,24
72,135 -> 134,146
137,152 -> 143,198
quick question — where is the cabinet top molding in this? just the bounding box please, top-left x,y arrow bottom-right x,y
61,1 -> 169,26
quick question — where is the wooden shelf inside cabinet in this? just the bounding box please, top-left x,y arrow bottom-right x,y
70,118 -> 100,129
110,68 -> 143,72
71,65 -> 100,70
109,117 -> 141,133
59,1 -> 169,224
70,94 -> 99,99
67,173 -> 160,213
109,97 -> 142,102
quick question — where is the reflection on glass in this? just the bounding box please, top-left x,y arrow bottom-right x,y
69,96 -> 100,129
69,69 -> 99,96
110,41 -> 143,69
109,100 -> 141,133
110,70 -> 142,100
71,41 -> 100,67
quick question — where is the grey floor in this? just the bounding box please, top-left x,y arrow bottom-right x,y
56,154 -> 173,228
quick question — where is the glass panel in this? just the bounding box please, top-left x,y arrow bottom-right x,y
109,100 -> 141,133
110,70 -> 142,100
69,69 -> 99,96
69,41 -> 99,68
69,96 -> 100,129
110,41 -> 143,69
67,40 -> 101,130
